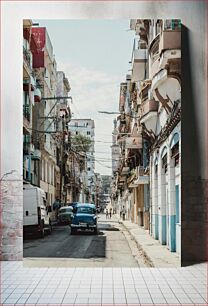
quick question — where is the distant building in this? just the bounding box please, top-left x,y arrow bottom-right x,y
69,119 -> 95,203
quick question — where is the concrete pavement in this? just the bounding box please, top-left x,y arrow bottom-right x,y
23,214 -> 141,267
115,215 -> 180,268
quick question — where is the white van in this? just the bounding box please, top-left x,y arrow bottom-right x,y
23,185 -> 52,238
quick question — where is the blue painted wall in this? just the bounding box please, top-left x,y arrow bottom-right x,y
169,215 -> 176,251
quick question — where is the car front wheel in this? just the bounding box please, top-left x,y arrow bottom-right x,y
71,228 -> 76,235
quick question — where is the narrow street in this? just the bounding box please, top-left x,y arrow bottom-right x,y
23,214 -> 147,267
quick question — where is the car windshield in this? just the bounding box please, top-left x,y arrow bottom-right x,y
77,207 -> 95,214
60,208 -> 72,213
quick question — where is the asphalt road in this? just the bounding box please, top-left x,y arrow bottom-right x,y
23,214 -> 144,267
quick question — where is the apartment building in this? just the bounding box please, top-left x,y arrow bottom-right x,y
55,71 -> 72,203
69,119 -> 95,203
112,19 -> 181,254
23,20 -> 42,186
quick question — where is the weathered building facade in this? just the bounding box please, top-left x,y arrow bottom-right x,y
112,19 -> 181,254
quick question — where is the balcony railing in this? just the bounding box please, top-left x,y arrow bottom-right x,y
23,105 -> 31,122
23,47 -> 31,68
132,166 -> 149,185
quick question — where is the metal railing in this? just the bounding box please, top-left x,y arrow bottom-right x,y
23,46 -> 31,67
23,105 -> 31,122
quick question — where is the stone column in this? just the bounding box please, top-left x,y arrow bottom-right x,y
137,185 -> 144,227
0,171 -> 23,260
167,147 -> 176,252
158,155 -> 166,245
152,158 -> 159,239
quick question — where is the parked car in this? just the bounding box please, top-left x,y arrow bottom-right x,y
23,184 -> 52,238
70,203 -> 98,234
67,202 -> 80,210
58,206 -> 74,225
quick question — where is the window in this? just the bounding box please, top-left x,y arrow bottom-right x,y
77,206 -> 95,214
87,131 -> 91,135
87,167 -> 91,171
162,154 -> 167,173
155,165 -> 158,174
75,122 -> 78,127
171,142 -> 179,167
47,163 -> 49,183
76,131 -> 79,135
45,162 -> 47,183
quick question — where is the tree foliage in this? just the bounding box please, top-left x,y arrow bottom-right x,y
71,134 -> 92,153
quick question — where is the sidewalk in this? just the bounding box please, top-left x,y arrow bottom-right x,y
116,215 -> 180,268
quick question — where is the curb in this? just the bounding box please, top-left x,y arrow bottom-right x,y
118,218 -> 155,267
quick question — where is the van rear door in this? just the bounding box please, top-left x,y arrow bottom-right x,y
23,188 -> 38,226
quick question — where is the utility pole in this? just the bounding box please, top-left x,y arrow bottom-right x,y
59,117 -> 65,204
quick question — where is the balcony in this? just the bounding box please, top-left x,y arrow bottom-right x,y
130,19 -> 150,41
159,30 -> 181,55
30,75 -> 36,91
133,166 -> 149,185
23,47 -> 32,76
140,99 -> 159,131
151,68 -> 167,91
131,49 -> 148,82
150,57 -> 160,79
23,143 -> 34,156
149,34 -> 160,78
23,105 -> 30,121
23,105 -> 31,133
121,166 -> 130,176
125,136 -> 142,149
31,149 -> 41,160
34,88 -> 41,102
139,80 -> 151,103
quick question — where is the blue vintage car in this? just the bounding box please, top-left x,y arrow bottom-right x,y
70,203 -> 98,234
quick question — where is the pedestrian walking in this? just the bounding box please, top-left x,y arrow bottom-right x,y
109,207 -> 112,219
53,198 -> 61,221
122,206 -> 126,221
105,208 -> 109,219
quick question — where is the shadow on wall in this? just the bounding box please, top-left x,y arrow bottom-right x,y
181,25 -> 208,266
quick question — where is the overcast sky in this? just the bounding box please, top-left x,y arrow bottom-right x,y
34,19 -> 135,175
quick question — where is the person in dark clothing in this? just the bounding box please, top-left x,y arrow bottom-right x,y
105,208 -> 109,219
109,208 -> 112,219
